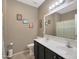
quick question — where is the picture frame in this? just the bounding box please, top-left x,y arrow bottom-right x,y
39,19 -> 42,28
17,14 -> 22,21
22,19 -> 29,24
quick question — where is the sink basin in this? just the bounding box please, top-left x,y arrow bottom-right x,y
46,39 -> 67,47
44,38 -> 77,49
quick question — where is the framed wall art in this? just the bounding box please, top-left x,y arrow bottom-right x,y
17,14 -> 22,21
39,19 -> 42,28
22,19 -> 29,24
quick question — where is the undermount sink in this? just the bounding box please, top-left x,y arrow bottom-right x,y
45,38 -> 66,46
44,37 -> 77,49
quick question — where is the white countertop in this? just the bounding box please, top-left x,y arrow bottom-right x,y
34,36 -> 77,59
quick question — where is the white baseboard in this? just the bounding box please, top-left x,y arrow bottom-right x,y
12,50 -> 25,57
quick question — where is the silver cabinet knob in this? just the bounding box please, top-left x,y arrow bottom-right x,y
54,56 -> 56,59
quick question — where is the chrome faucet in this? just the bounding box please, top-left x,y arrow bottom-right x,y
66,41 -> 72,48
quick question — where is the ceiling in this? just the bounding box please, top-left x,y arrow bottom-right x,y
17,0 -> 45,8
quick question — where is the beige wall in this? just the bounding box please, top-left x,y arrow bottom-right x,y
3,0 -> 38,53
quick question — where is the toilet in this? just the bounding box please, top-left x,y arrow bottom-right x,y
27,43 -> 34,55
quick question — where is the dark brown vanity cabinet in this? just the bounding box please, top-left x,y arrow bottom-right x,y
45,48 -> 56,59
34,41 -> 64,59
34,41 -> 45,59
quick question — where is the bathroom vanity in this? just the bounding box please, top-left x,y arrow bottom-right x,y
34,36 -> 77,59
34,40 -> 64,59
34,41 -> 64,59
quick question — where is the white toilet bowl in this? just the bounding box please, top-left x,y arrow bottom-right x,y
27,43 -> 34,55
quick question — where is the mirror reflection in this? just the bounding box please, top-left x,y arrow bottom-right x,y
45,10 -> 77,39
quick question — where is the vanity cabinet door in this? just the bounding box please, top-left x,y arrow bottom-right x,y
34,41 -> 44,59
34,41 -> 38,59
45,48 -> 57,59
38,44 -> 45,59
45,47 -> 64,59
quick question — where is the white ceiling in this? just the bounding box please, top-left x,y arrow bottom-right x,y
17,0 -> 45,8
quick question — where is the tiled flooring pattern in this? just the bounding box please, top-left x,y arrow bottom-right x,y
11,52 -> 34,59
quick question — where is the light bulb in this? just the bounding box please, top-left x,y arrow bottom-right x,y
55,2 -> 59,6
59,0 -> 64,4
49,6 -> 52,10
49,4 -> 55,10
49,0 -> 65,10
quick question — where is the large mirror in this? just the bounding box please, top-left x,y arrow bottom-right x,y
45,9 -> 77,40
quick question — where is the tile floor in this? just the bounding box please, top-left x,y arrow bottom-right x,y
11,52 -> 35,59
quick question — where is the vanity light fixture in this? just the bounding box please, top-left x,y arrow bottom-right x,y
55,2 -> 60,6
49,0 -> 65,10
49,4 -> 55,10
58,0 -> 65,4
